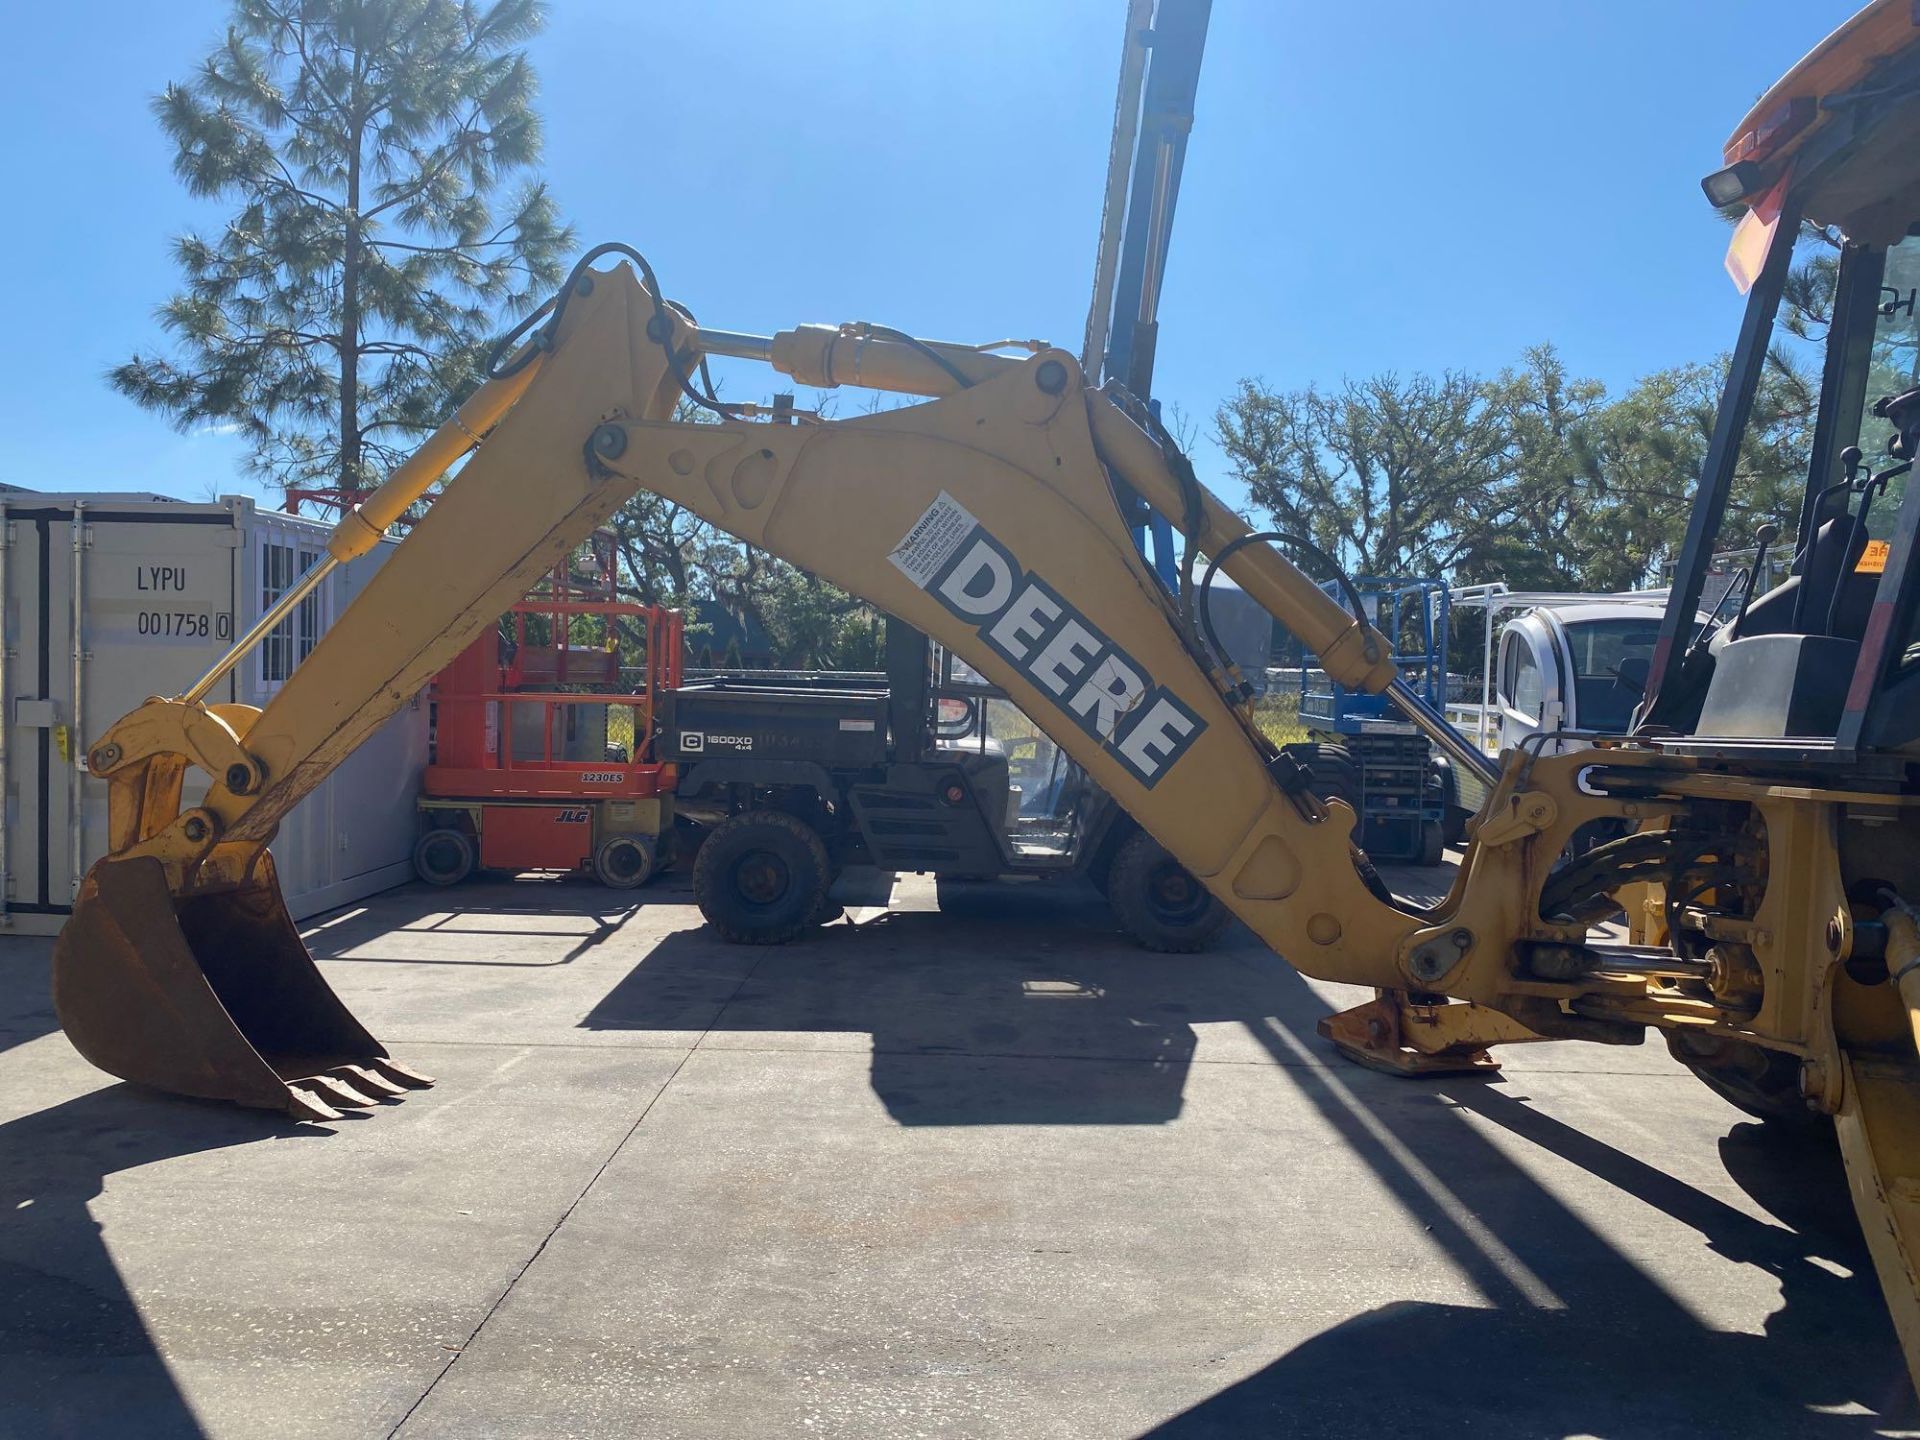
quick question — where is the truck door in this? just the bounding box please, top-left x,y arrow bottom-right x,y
1496,627 -> 1547,753
1534,612 -> 1575,748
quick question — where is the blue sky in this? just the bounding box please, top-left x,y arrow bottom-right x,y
0,1 -> 1866,514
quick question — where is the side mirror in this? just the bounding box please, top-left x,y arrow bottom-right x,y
1874,386 -> 1920,461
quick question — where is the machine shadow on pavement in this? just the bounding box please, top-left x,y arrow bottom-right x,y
584,876 -> 1302,1126
10,866 -> 1906,1438
583,872 -> 1916,1436
1146,959 -> 1919,1439
302,877 -> 646,968
0,1083 -> 331,1440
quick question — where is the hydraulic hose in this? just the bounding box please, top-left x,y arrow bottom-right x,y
1883,890 -> 1920,1059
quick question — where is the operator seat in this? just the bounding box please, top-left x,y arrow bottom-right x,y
1720,517 -> 1874,647
1693,519 -> 1879,738
1653,520 -> 1876,736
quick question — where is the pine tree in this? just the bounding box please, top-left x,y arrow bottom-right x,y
112,0 -> 572,513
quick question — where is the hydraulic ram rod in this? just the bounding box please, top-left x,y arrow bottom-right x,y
178,352 -> 546,706
1389,678 -> 1501,787
182,555 -> 337,706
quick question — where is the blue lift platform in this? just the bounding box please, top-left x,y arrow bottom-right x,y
1296,577 -> 1453,867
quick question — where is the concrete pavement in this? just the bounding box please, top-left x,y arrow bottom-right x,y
1,865 -> 1914,1438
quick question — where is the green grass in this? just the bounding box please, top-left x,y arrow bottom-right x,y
1253,690 -> 1307,746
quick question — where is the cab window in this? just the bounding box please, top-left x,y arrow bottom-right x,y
1564,618 -> 1658,733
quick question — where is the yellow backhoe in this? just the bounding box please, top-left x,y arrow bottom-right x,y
49,0 -> 1920,1396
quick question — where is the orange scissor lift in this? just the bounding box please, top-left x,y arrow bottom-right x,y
411,533 -> 683,889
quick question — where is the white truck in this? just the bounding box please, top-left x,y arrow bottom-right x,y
1490,600 -> 1666,755
1434,589 -> 1670,842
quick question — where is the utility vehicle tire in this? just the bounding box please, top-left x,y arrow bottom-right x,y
809,864 -> 846,926
1086,838 -> 1119,896
593,833 -> 658,890
1432,760 -> 1470,846
1283,742 -> 1362,839
1418,818 -> 1447,868
1105,829 -> 1230,953
1665,1032 -> 1826,1130
694,810 -> 830,944
413,827 -> 475,886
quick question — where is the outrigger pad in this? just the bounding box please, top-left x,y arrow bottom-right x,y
52,855 -> 431,1120
1318,995 -> 1503,1078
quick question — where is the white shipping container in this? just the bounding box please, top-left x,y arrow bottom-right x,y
0,489 -> 428,934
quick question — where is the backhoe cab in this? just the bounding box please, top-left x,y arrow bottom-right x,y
45,1 -> 1920,1400
1656,1 -> 1920,755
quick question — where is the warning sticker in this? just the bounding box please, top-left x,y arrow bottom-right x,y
889,491 -> 980,588
1858,538 -> 1890,575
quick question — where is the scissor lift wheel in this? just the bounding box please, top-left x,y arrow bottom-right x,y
413,827 -> 476,886
594,833 -> 659,889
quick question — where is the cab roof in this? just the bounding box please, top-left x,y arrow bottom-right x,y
1727,0 -> 1918,168
1721,0 -> 1920,239
1527,603 -> 1664,628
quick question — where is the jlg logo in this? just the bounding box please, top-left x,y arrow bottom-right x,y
556,809 -> 590,824
890,492 -> 1204,788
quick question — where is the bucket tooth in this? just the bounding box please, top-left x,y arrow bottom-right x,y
285,1085 -> 345,1124
332,1064 -> 407,1099
367,1057 -> 436,1090
301,1072 -> 380,1108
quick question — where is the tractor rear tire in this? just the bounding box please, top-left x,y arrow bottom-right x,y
694,810 -> 830,945
594,833 -> 658,890
1105,829 -> 1230,953
1665,1032 -> 1826,1130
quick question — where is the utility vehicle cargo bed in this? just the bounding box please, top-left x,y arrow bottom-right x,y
664,680 -> 891,766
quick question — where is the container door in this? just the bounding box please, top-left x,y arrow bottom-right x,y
57,510 -> 240,909
8,507 -> 94,913
5,510 -> 54,915
332,539 -> 431,887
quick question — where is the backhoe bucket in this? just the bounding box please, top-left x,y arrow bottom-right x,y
52,854 -> 431,1121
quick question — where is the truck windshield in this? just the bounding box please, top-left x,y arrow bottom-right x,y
1564,617 -> 1659,732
